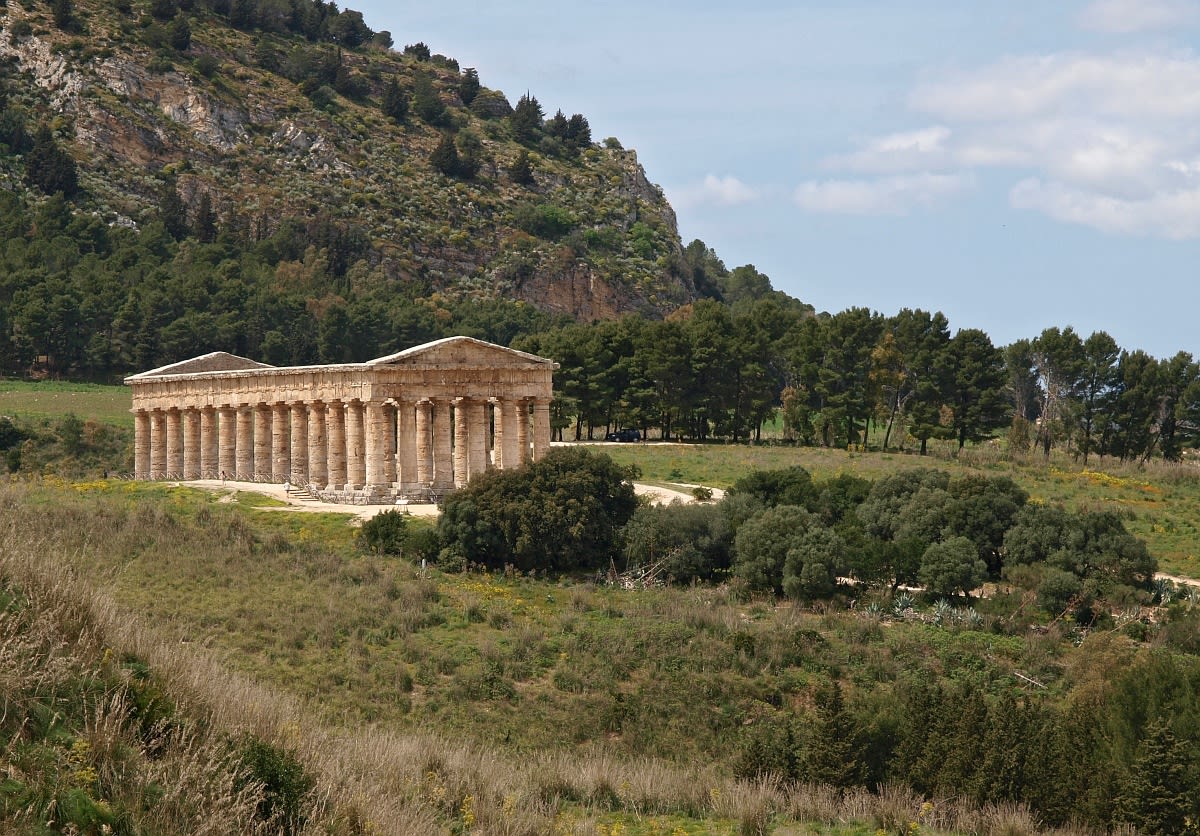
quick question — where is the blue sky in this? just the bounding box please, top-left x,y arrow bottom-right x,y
353,0 -> 1200,359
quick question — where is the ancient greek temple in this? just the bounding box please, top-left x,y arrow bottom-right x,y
124,336 -> 557,502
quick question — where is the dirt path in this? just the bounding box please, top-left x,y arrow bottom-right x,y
1156,571 -> 1200,589
179,479 -> 721,522
180,480 -> 436,522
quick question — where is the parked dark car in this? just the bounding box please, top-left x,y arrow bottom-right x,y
605,428 -> 641,442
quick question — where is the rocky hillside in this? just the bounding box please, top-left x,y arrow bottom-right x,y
0,0 -> 696,321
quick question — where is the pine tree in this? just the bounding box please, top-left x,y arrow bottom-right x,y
168,14 -> 192,51
801,681 -> 866,788
510,93 -> 543,144
566,113 -> 591,148
1116,719 -> 1194,836
412,73 -> 446,125
459,67 -> 480,105
24,125 -> 79,197
455,131 -> 483,180
192,191 -> 217,242
151,0 -> 179,20
380,77 -> 407,122
429,133 -> 459,177
52,0 -> 74,30
158,181 -> 188,240
509,149 -> 534,185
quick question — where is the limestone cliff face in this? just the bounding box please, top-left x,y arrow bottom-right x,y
0,3 -> 695,321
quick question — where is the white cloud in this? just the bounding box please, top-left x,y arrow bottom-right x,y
1078,0 -> 1199,33
1011,178 -> 1200,238
827,126 -> 953,173
806,48 -> 1200,237
794,173 -> 972,216
670,174 -> 758,209
910,53 -> 1200,122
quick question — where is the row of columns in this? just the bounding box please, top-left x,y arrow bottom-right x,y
133,396 -> 552,493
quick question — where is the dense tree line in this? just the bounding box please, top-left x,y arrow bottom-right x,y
189,0 -> 385,49
618,463 -> 1156,615
517,249 -> 1200,462
735,650 -> 1200,832
0,188 -> 565,378
431,453 -> 1156,620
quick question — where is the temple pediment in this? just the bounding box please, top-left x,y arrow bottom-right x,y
125,352 -> 274,381
367,336 -> 557,369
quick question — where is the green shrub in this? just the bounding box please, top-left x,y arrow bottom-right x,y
359,509 -> 407,555
513,202 -> 575,239
236,737 -> 313,832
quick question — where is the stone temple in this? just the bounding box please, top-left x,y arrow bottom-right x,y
124,336 -> 557,503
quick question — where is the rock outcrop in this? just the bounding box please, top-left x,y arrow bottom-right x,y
0,3 -> 695,321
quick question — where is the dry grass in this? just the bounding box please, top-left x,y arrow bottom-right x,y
0,479 -> 1156,833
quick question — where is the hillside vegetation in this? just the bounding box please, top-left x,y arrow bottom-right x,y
2,475 -> 1199,833
0,0 -> 698,379
4,386 -> 1200,831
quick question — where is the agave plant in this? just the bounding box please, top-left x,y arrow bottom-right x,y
930,599 -> 954,625
892,592 -> 915,617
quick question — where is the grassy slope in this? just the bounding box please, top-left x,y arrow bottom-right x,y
3,478 -> 1067,834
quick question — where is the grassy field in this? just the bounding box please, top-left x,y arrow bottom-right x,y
4,383 -> 1199,831
0,379 -> 133,428
3,477 -> 1071,834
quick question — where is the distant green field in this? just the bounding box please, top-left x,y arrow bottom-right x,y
0,380 -> 133,428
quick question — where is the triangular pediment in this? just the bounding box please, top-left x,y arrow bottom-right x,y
125,352 -> 275,381
367,336 -> 556,369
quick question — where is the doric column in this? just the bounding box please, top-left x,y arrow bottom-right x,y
133,410 -> 151,479
307,402 -> 327,487
200,407 -> 218,478
516,400 -> 531,466
271,402 -> 290,482
236,406 -> 254,480
150,410 -> 168,479
165,408 -> 183,477
218,406 -> 237,479
182,408 -> 201,479
290,402 -> 309,483
433,398 -> 453,490
497,398 -> 520,470
468,399 -> 488,477
383,402 -> 397,485
453,398 -> 470,488
414,399 -> 432,487
326,401 -> 347,490
346,400 -> 366,489
533,398 -> 551,461
364,400 -> 387,489
398,399 -> 419,489
254,405 -> 272,480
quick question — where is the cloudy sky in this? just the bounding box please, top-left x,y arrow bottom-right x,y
353,0 -> 1200,359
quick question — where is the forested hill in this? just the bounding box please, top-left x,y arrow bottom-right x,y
0,0 -> 704,377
